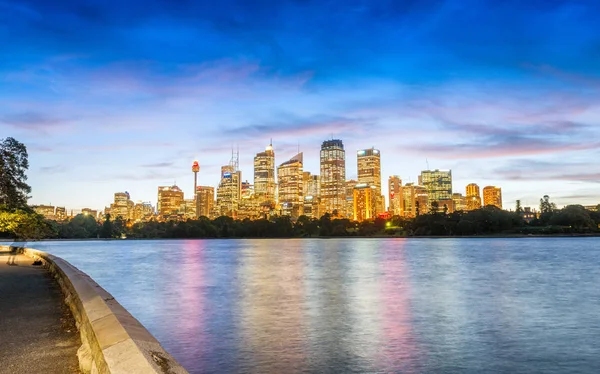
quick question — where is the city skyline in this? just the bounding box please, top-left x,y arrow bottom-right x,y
2,1 -> 599,210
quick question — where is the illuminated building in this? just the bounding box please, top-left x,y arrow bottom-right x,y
466,183 -> 482,210
303,172 -> 320,198
320,139 -> 346,216
419,169 -> 452,206
483,186 -> 502,209
303,196 -> 321,219
277,153 -> 303,218
112,192 -> 133,220
342,179 -> 356,219
215,165 -> 241,218
388,176 -> 403,216
402,183 -> 428,218
452,193 -> 467,211
353,184 -> 377,222
34,205 -> 55,220
81,208 -> 98,219
132,202 -> 153,221
157,186 -> 184,216
180,199 -> 197,219
357,148 -> 384,213
195,186 -> 214,218
254,143 -> 276,203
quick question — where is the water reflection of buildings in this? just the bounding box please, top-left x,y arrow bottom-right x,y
379,239 -> 421,372
238,241 -> 306,373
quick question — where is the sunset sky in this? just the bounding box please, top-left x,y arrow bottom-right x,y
1,0 -> 599,210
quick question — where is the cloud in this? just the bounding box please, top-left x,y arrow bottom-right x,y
490,159 -> 600,183
0,111 -> 74,130
140,162 -> 174,168
39,165 -> 67,173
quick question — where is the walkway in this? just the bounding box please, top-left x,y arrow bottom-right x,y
0,249 -> 81,374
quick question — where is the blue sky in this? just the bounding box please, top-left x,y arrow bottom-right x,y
1,0 -> 599,211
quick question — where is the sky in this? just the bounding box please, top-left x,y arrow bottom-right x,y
1,0 -> 599,211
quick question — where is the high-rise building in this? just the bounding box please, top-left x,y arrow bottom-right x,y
215,165 -> 241,218
157,186 -> 184,216
302,172 -> 320,198
277,153 -> 303,218
388,175 -> 403,216
345,179 -> 358,219
483,186 -> 502,209
34,205 -> 55,220
55,207 -> 67,221
357,148 -> 383,213
180,199 -> 197,219
320,139 -> 346,216
353,184 -> 377,222
402,183 -> 428,218
254,143 -> 276,203
112,192 -> 133,219
419,169 -> 452,205
465,183 -> 482,211
452,193 -> 467,211
195,186 -> 214,218
132,202 -> 153,221
192,160 -> 200,197
81,208 -> 98,219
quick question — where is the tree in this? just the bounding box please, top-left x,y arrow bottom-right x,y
0,137 -> 32,210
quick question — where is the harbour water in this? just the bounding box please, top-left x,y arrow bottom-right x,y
35,238 -> 600,373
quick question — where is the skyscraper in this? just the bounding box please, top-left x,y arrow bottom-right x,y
112,192 -> 133,219
353,183 -> 377,222
345,179 -> 358,219
466,183 -> 482,210
215,164 -> 241,218
402,183 -> 428,218
357,148 -> 383,213
320,139 -> 346,216
254,143 -> 276,203
157,186 -> 183,216
388,175 -> 403,215
483,186 -> 502,209
195,186 -> 215,218
452,193 -> 467,211
277,153 -> 303,218
419,169 -> 452,207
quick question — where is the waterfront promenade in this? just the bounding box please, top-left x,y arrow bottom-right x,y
0,249 -> 80,374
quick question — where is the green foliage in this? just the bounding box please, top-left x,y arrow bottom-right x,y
0,209 -> 55,240
0,137 -> 32,210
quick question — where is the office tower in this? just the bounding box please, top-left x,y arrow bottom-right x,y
81,208 -> 98,219
277,153 -> 304,218
466,183 -> 482,210
216,163 -> 241,218
402,183 -> 428,218
34,205 -> 56,220
254,142 -> 276,203
157,186 -> 184,216
357,148 -> 383,213
133,202 -> 153,221
483,186 -> 503,209
320,139 -> 346,216
180,199 -> 197,219
388,175 -> 403,216
303,172 -> 320,198
452,193 -> 467,211
345,179 -> 358,219
195,186 -> 215,218
112,192 -> 133,219
353,184 -> 377,222
419,169 -> 453,204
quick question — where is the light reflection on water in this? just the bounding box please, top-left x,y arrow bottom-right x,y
35,238 -> 600,373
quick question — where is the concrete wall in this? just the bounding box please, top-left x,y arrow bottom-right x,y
2,245 -> 188,374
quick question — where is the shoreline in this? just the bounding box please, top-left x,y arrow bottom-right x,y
2,233 -> 600,242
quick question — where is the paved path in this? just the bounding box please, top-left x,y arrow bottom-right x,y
0,250 -> 81,374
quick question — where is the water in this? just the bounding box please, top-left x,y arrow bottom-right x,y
33,238 -> 600,373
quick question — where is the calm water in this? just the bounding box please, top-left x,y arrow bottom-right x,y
33,238 -> 600,373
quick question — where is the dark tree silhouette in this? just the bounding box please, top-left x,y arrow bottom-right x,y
0,137 -> 31,210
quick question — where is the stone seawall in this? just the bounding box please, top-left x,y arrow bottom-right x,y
2,245 -> 188,374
